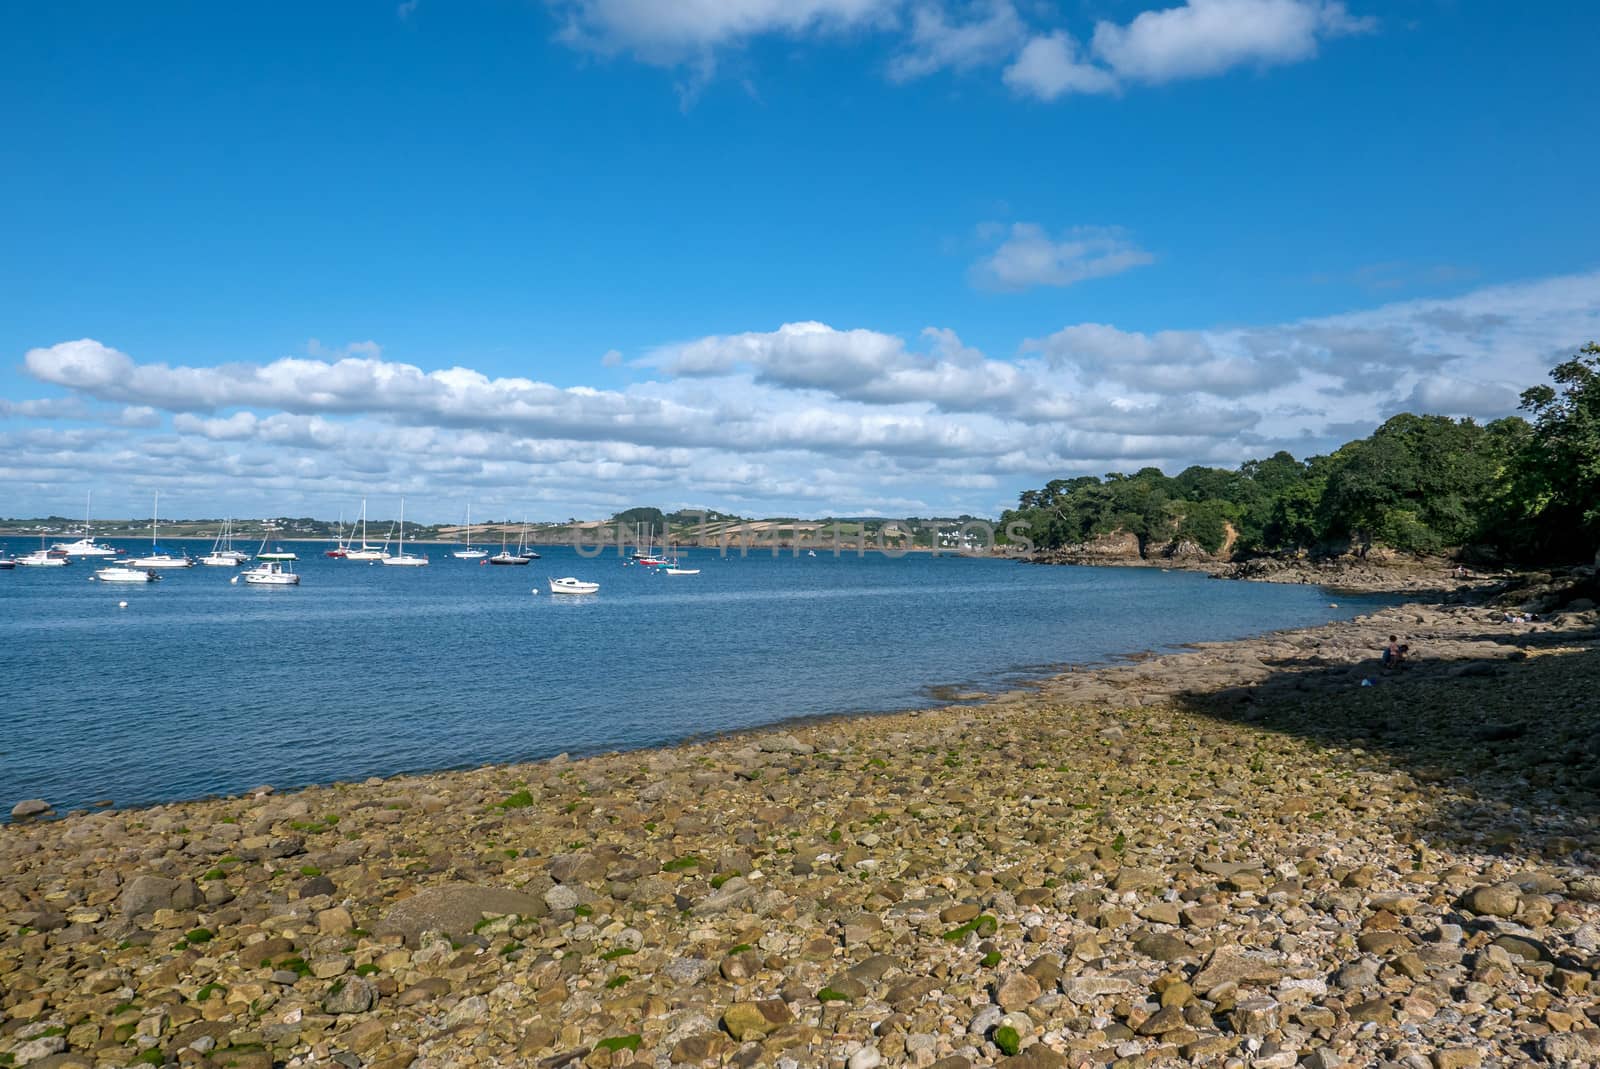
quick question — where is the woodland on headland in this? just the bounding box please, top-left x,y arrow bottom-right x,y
1001,344 -> 1600,567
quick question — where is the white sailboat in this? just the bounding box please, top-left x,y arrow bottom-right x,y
201,518 -> 249,566
128,492 -> 194,569
239,560 -> 300,586
488,530 -> 529,565
255,527 -> 298,561
381,498 -> 428,566
344,498 -> 391,561
452,505 -> 487,560
52,492 -> 121,558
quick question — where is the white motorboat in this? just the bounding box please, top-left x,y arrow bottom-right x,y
381,498 -> 428,566
16,549 -> 70,567
128,492 -> 194,568
344,498 -> 391,561
548,576 -> 599,595
239,561 -> 300,586
51,492 -> 121,557
662,566 -> 700,575
53,537 -> 119,558
452,505 -> 488,559
201,518 -> 249,566
93,565 -> 160,583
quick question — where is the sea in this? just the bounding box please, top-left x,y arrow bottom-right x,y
0,539 -> 1399,816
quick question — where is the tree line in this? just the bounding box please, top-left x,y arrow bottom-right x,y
1001,345 -> 1600,564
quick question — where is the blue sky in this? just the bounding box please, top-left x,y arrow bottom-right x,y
3,0 -> 1598,523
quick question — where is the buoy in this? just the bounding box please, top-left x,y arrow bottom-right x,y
118,600 -> 128,608
530,588 -> 538,596
230,576 -> 238,584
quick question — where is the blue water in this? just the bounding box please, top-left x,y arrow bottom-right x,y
0,539 -> 1396,814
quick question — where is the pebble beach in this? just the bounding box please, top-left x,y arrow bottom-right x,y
4,572 -> 1599,1069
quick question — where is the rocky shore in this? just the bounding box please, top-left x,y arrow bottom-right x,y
4,579 -> 1599,1069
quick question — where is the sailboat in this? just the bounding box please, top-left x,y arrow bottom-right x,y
52,492 -> 121,558
324,510 -> 349,558
200,518 -> 249,566
344,498 -> 391,561
255,526 -> 298,561
381,498 -> 428,566
488,530 -> 529,565
128,492 -> 194,568
452,505 -> 488,560
517,517 -> 541,560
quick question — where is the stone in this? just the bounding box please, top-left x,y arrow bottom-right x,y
1133,931 -> 1194,962
722,1000 -> 793,1041
10,799 -> 51,819
120,874 -> 181,918
672,1033 -> 729,1064
1136,1005 -> 1186,1035
1460,884 -> 1521,919
1347,998 -> 1393,1023
1112,867 -> 1163,892
1005,1045 -> 1067,1068
324,976 -> 379,1015
544,884 -> 580,912
848,1046 -> 882,1069
1430,1050 -> 1482,1069
1192,946 -> 1282,993
1063,977 -> 1135,1003
995,972 -> 1041,1011
376,883 -> 547,943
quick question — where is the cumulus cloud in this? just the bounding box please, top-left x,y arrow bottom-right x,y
1091,0 -> 1374,84
11,270 -> 1597,521
887,1 -> 1026,81
549,0 -> 897,65
1002,31 -> 1117,99
548,0 -> 1373,99
971,224 -> 1153,291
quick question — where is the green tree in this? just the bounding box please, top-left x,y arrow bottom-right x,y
1514,342 -> 1600,559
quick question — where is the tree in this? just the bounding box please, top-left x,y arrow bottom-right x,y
1515,342 -> 1600,559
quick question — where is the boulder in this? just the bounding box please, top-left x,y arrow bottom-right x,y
376,883 -> 547,944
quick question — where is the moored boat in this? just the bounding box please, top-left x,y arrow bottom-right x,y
51,493 -> 121,557
93,566 -> 160,583
239,561 -> 300,586
128,492 -> 194,568
381,498 -> 428,566
344,499 -> 390,561
548,576 -> 599,595
16,549 -> 70,567
452,505 -> 488,559
488,531 -> 529,565
201,518 -> 249,566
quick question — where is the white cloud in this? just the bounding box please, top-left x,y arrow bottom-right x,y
1092,0 -> 1373,85
549,0 -> 897,66
549,0 -> 1372,99
11,271 -> 1597,521
971,224 -> 1153,290
1002,31 -> 1117,99
601,348 -> 624,367
888,1 -> 1026,81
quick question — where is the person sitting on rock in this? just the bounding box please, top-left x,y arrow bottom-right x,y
1395,643 -> 1410,667
1382,635 -> 1400,668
